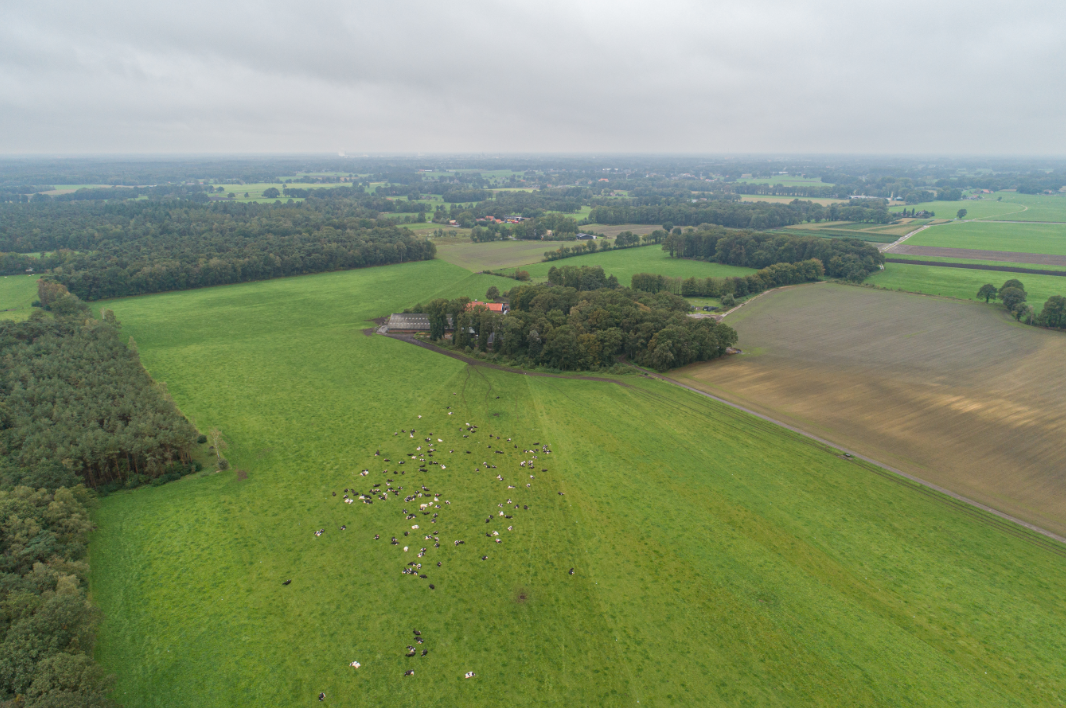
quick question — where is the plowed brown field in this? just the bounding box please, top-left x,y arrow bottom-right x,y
675,283 -> 1066,536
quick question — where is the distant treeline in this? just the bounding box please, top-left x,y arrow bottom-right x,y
663,225 -> 883,281
1,199 -> 435,299
633,259 -> 825,298
588,201 -> 802,230
420,269 -> 737,371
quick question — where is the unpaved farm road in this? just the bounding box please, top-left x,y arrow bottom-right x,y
382,331 -> 1066,552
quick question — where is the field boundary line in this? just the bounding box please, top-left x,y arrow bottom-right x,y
627,365 -> 1066,549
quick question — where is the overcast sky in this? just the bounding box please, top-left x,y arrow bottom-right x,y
2,0 -> 1064,155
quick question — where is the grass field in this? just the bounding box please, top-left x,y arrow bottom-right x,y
891,192 -> 1066,223
676,283 -> 1066,537
909,221 -> 1066,256
89,263 -> 1066,706
0,274 -> 41,321
868,262 -> 1066,305
523,246 -> 756,284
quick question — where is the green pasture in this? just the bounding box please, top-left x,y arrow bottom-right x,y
868,262 -> 1066,305
435,240 -> 552,272
523,245 -> 757,284
891,192 -> 1066,223
909,221 -> 1066,256
739,195 -> 843,206
0,274 -> 41,321
88,259 -> 1066,706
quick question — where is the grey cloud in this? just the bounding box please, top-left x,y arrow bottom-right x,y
1,0 -> 1064,154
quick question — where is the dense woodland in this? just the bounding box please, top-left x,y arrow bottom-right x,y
662,225 -> 883,281
419,267 -> 738,372
0,484 -> 115,707
1,199 -> 435,300
0,288 -> 201,707
1,286 -> 199,489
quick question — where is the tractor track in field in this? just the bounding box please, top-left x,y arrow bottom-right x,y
383,332 -> 1066,554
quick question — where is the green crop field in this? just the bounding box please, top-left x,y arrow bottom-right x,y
523,245 -> 756,284
891,192 -> 1066,223
908,221 -> 1066,256
868,262 -> 1066,305
0,273 -> 41,321
88,260 -> 1066,706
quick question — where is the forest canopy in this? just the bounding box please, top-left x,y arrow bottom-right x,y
0,199 -> 436,299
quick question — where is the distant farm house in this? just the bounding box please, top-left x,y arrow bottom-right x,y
575,233 -> 597,240
466,301 -> 508,313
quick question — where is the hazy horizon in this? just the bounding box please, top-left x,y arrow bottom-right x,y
3,1 -> 1065,156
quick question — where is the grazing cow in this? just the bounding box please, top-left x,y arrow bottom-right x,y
465,672 -> 476,679
422,649 -> 428,656
405,670 -> 415,676
350,661 -> 360,668
481,556 -> 488,561
282,579 -> 292,585
569,568 -> 574,575
319,693 -> 325,701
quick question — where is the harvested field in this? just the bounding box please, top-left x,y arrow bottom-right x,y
585,223 -> 663,238
434,240 -> 553,271
675,283 -> 1066,537
888,244 -> 1066,266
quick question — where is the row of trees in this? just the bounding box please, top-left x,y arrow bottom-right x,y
632,258 -> 825,298
662,225 -> 883,281
978,279 -> 1066,329
541,233 -> 645,262
421,272 -> 738,372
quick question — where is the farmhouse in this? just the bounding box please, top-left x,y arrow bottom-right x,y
575,233 -> 597,240
466,301 -> 508,313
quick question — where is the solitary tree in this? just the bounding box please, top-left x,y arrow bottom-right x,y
957,208 -> 967,219
977,283 -> 997,302
486,285 -> 500,300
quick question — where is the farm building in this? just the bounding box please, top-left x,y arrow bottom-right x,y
466,301 -> 508,313
386,313 -> 432,333
575,233 -> 597,240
